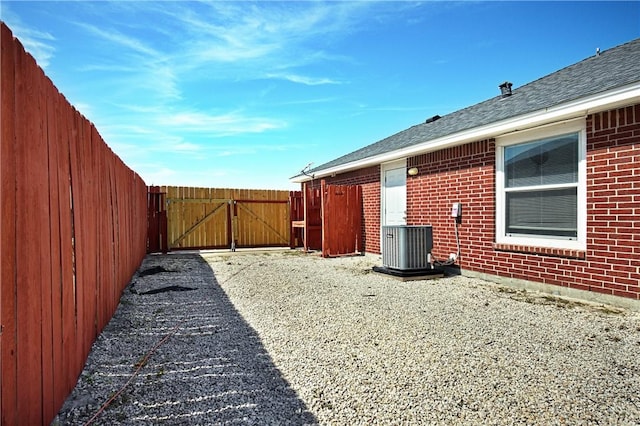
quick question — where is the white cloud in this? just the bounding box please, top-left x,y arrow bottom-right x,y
3,0 -> 385,192
268,74 -> 342,86
73,22 -> 181,101
140,64 -> 182,101
276,97 -> 338,106
156,1 -> 374,74
134,163 -> 296,190
200,141 -> 294,158
170,142 -> 202,153
75,22 -> 160,58
160,111 -> 287,136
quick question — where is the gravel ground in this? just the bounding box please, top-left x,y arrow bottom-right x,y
54,250 -> 640,425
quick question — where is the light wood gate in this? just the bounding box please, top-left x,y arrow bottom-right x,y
162,186 -> 291,251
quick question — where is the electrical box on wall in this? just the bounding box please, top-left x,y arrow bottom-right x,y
451,202 -> 462,218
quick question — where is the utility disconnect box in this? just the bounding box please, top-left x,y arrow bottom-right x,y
382,225 -> 433,271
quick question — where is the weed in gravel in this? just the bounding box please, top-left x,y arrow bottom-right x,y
133,356 -> 147,369
541,295 -> 575,307
85,374 -> 95,385
494,286 -> 519,294
593,305 -> 626,315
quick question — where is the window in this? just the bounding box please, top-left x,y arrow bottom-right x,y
496,122 -> 586,250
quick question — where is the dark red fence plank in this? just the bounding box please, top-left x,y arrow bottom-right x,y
83,123 -> 98,354
46,80 -> 67,412
102,146 -> 116,327
289,191 -> 303,248
39,72 -> 55,424
147,186 -> 168,253
68,108 -> 85,378
305,184 -> 322,251
14,33 -> 45,426
56,88 -> 76,400
108,153 -> 121,316
1,21 -> 18,426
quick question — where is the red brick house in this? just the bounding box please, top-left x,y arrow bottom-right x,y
292,39 -> 640,309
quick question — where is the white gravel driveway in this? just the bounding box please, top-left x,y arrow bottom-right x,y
55,250 -> 640,425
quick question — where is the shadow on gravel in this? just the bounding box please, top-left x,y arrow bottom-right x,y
55,253 -> 317,425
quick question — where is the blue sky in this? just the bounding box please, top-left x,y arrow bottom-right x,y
2,1 -> 639,190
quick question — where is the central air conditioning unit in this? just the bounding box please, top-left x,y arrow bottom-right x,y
382,225 -> 433,271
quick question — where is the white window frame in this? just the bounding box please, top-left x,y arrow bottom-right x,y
495,120 -> 587,250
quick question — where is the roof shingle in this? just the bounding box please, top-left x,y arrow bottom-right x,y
308,38 -> 640,174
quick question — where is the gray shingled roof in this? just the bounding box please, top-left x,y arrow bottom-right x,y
305,38 -> 640,175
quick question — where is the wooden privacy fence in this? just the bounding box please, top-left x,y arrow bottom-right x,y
1,23 -> 148,426
290,180 -> 362,257
320,181 -> 362,257
290,185 -> 322,251
148,186 -> 168,253
159,186 -> 292,251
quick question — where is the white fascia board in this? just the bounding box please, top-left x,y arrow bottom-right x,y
291,83 -> 640,183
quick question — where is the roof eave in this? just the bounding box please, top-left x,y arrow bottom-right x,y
291,82 -> 640,184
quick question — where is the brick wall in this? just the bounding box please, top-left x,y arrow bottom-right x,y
314,104 -> 639,301
585,104 -> 640,299
407,140 -> 496,268
404,104 -> 639,300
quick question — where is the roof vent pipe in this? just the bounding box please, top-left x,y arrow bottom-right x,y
425,115 -> 441,124
499,81 -> 513,97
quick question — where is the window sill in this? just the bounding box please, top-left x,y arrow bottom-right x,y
493,243 -> 586,259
